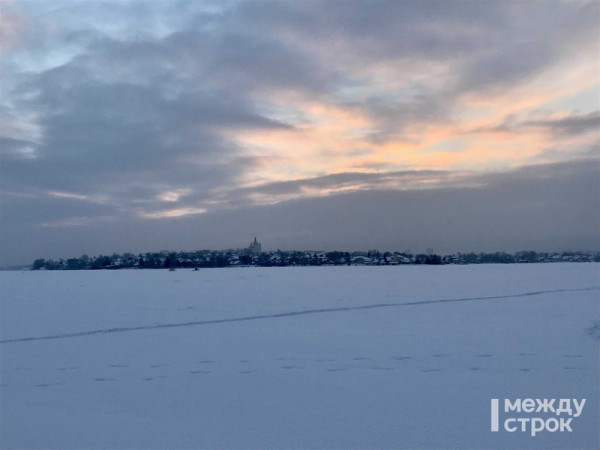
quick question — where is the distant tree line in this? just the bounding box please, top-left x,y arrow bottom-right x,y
31,249 -> 600,271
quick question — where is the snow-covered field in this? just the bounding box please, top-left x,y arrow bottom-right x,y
1,264 -> 598,449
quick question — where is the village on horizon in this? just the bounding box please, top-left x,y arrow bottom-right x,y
29,237 -> 600,271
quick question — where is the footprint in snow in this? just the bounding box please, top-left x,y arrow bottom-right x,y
586,321 -> 600,340
36,382 -> 63,388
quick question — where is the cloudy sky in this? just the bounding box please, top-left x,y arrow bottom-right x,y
1,0 -> 599,265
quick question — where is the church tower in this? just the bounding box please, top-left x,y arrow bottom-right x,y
249,237 -> 262,255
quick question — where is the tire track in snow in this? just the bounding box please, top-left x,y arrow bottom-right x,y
1,286 -> 598,344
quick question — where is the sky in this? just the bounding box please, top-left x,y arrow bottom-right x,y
1,0 -> 599,265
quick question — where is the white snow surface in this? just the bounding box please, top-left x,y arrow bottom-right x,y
1,263 -> 598,449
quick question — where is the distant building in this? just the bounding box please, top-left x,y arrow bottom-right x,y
351,255 -> 372,265
248,237 -> 262,255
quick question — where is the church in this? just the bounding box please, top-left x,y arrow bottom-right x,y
248,237 -> 262,255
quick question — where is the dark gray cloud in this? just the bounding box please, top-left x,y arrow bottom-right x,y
4,50 -> 291,202
523,111 -> 600,136
239,170 -> 456,198
0,136 -> 37,159
232,0 -> 597,95
450,1 -> 599,95
469,111 -> 600,137
231,0 -> 506,61
3,159 -> 597,265
358,91 -> 452,144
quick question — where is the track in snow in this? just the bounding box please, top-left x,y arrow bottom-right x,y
1,286 -> 598,344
